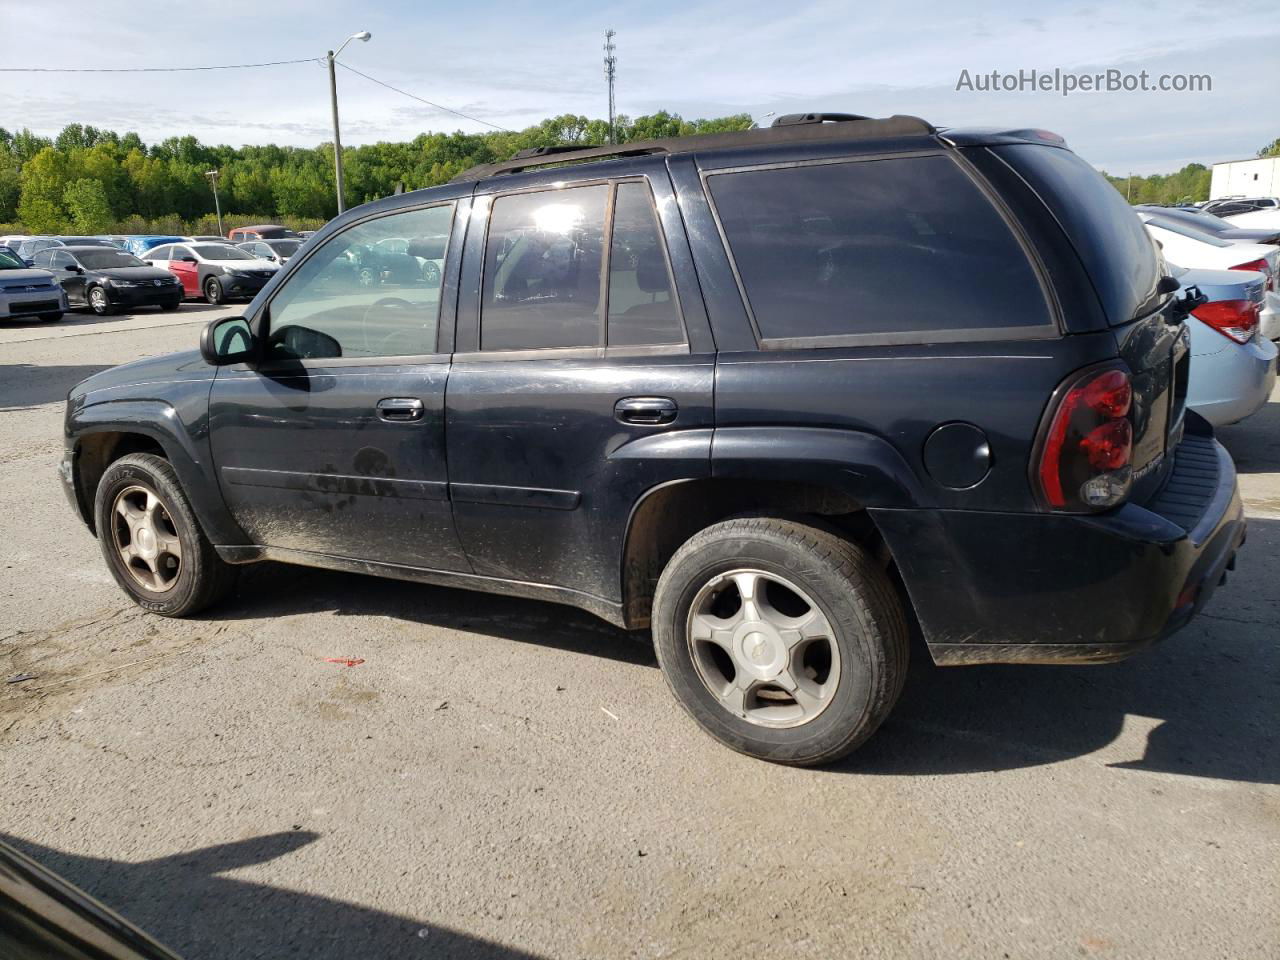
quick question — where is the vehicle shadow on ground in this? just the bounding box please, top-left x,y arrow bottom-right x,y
843,516 -> 1279,785
2,831 -> 546,960
218,560 -> 658,667
215,519 -> 1277,786
0,363 -> 113,410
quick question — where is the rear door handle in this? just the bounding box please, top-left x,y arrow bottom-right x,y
376,397 -> 425,422
615,396 -> 678,425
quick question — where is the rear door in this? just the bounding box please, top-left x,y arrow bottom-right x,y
208,198 -> 470,570
445,160 -> 715,605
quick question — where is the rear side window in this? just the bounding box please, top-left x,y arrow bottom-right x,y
706,154 -> 1052,345
479,180 -> 685,351
994,144 -> 1161,325
482,184 -> 608,350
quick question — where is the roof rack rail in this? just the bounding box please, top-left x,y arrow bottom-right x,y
771,112 -> 871,126
449,114 -> 937,183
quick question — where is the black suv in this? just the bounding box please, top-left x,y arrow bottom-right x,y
60,114 -> 1245,766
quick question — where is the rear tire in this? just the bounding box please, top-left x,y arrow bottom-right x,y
652,517 -> 908,766
93,453 -> 238,617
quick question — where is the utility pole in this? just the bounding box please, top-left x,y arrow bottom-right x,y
205,169 -> 223,236
1127,172 -> 1133,202
326,31 -> 372,216
603,29 -> 617,144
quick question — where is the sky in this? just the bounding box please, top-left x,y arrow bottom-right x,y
1,0 -> 1277,174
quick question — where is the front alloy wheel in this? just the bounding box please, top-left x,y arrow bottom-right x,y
111,484 -> 183,592
88,286 -> 113,316
204,277 -> 224,304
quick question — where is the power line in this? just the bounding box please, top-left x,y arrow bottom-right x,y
0,57 -> 320,74
336,62 -> 508,131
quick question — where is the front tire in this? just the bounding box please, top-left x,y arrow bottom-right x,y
88,286 -> 114,316
93,453 -> 237,617
160,300 -> 181,312
41,311 -> 64,322
652,517 -> 908,766
204,277 -> 224,305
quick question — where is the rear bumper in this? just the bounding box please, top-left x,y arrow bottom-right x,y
872,423 -> 1245,665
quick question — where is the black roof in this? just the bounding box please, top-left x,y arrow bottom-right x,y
451,113 -> 937,183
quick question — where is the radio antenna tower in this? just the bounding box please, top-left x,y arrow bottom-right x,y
603,29 -> 617,144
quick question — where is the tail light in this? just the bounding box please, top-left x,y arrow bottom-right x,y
1192,298 -> 1260,344
1035,366 -> 1134,512
1231,258 -> 1274,292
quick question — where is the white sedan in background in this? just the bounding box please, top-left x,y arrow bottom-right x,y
1141,214 -> 1280,339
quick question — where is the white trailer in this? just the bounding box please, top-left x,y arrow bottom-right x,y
1210,157 -> 1280,200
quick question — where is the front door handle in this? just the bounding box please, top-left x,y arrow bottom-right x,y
376,397 -> 425,422
615,396 -> 678,425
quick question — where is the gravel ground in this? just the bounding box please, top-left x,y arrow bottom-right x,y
1,307 -> 1277,960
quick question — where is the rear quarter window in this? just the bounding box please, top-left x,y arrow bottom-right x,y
705,153 -> 1054,346
993,144 -> 1161,325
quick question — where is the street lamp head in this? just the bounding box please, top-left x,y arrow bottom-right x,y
352,30 -> 371,41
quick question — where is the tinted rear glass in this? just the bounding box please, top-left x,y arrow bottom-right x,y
706,154 -> 1052,344
994,145 -> 1161,325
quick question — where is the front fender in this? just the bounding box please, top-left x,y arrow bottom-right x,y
710,426 -> 925,508
67,399 -> 248,545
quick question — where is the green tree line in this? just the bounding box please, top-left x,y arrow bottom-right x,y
0,112 -> 752,235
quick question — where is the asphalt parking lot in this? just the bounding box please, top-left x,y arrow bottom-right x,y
1,306 -> 1277,960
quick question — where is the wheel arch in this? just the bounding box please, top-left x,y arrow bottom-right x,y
619,475 -> 900,629
68,402 -> 247,545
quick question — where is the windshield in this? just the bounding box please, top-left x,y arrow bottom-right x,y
194,244 -> 253,260
268,240 -> 301,256
0,248 -> 25,269
57,237 -> 115,246
76,250 -> 148,269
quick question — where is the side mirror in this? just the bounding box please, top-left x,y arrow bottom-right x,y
200,316 -> 256,366
1156,275 -> 1181,295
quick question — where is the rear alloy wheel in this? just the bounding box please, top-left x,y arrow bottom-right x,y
652,517 -> 908,766
88,286 -> 114,316
204,277 -> 224,305
94,453 -> 237,617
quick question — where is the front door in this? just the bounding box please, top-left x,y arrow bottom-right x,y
49,250 -> 87,304
445,166 -> 716,605
168,245 -> 200,297
208,199 -> 471,571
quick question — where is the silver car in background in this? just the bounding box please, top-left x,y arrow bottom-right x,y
1177,263 -> 1277,426
0,246 -> 67,321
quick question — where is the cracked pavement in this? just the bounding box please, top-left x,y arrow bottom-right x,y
1,310 -> 1278,959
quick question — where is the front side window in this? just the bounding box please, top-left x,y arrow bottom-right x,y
50,251 -> 76,270
148,246 -> 172,260
707,154 -> 1053,343
266,203 -> 454,361
30,250 -> 54,268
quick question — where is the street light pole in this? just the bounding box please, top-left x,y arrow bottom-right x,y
205,169 -> 223,236
326,30 -> 371,216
